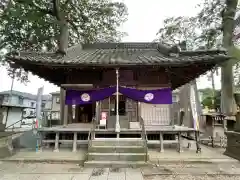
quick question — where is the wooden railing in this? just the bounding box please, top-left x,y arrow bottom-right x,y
88,116 -> 97,149
139,116 -> 148,162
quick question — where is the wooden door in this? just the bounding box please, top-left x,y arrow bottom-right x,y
126,98 -> 138,122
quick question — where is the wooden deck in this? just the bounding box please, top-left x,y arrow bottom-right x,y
36,123 -> 201,154
38,123 -> 196,133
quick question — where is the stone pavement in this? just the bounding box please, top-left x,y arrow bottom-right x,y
0,162 -> 144,180
3,148 -> 86,164
1,161 -> 240,180
148,140 -> 238,163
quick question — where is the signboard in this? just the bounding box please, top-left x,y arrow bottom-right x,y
100,112 -> 107,126
190,85 -> 199,131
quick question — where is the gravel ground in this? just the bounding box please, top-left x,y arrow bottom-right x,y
144,175 -> 240,180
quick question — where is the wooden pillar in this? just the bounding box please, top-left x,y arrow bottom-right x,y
211,117 -> 215,148
170,104 -> 174,126
68,105 -> 73,124
60,87 -> 69,126
60,88 -> 66,126
160,132 -> 164,153
72,132 -> 77,152
96,101 -> 100,123
177,132 -> 183,153
138,102 -> 141,122
75,105 -> 79,123
195,131 -> 201,153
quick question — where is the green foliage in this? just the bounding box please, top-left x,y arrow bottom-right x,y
156,16 -> 200,49
201,89 -> 221,110
156,0 -> 240,85
156,0 -> 226,50
0,0 -> 128,82
0,0 -> 128,51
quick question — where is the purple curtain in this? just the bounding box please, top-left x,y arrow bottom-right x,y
65,86 -> 116,105
65,86 -> 172,105
119,87 -> 172,104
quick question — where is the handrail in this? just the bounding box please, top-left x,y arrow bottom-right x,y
139,116 -> 148,162
88,116 -> 97,149
6,115 -> 37,129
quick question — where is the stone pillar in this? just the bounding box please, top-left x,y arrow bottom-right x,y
225,131 -> 240,160
54,132 -> 59,152
224,93 -> 240,160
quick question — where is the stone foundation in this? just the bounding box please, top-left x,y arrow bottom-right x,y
224,131 -> 240,161
0,136 -> 14,158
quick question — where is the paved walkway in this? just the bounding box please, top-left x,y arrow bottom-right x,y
1,161 -> 240,179
0,162 -> 144,180
148,142 -> 238,163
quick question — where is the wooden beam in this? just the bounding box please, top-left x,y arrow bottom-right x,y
60,88 -> 65,125
61,84 -> 93,89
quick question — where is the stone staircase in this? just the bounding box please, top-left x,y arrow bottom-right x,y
84,138 -> 148,167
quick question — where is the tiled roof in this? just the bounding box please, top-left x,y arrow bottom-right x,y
7,42 -> 228,66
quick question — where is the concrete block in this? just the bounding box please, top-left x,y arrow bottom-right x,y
89,146 -> 146,153
88,153 -> 146,161
0,137 -> 14,158
84,161 -> 147,168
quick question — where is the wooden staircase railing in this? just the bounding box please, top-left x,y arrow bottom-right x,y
88,116 -> 97,149
139,116 -> 148,162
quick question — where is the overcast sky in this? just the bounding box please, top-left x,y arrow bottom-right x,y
0,0 -> 221,95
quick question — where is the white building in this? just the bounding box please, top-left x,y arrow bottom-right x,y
0,90 -> 52,129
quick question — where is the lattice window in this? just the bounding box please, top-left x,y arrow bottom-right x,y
141,104 -> 170,126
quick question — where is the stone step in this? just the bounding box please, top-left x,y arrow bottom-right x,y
84,160 -> 147,168
91,138 -> 145,146
88,152 -> 148,161
89,146 -> 146,153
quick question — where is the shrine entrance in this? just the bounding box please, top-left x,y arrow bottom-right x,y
100,94 -> 138,126
75,103 -> 95,123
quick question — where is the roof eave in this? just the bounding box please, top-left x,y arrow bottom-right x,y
7,55 -> 230,68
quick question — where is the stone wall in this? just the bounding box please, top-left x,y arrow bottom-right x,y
224,131 -> 240,160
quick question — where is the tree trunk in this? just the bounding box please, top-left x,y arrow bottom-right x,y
221,0 -> 238,117
53,0 -> 69,52
58,20 -> 69,51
